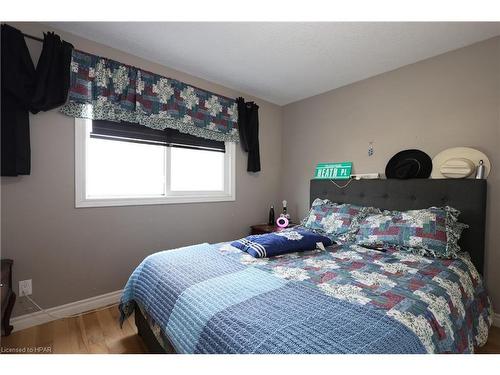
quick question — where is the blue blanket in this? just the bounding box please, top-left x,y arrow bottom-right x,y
120,243 -> 426,354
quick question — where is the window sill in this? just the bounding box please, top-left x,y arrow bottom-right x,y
75,194 -> 235,208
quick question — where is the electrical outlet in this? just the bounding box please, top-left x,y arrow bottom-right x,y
19,279 -> 32,297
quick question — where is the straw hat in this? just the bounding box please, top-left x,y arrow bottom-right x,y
431,147 -> 491,179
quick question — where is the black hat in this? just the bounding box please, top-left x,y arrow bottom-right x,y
385,149 -> 432,179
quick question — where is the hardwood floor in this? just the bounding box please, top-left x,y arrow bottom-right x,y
1,305 -> 499,354
477,324 -> 500,354
0,305 -> 146,354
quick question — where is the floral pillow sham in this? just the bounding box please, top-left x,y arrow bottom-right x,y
355,206 -> 468,259
301,198 -> 379,243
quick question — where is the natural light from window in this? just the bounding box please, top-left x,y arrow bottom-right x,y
87,138 -> 166,198
170,147 -> 225,191
76,118 -> 234,207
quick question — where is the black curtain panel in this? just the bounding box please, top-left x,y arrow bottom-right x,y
1,24 -> 37,176
236,97 -> 261,172
1,24 -> 73,176
31,32 -> 73,113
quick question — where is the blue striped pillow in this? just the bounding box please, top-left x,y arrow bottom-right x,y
231,228 -> 333,258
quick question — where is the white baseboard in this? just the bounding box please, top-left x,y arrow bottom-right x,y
493,313 -> 500,328
11,289 -> 123,333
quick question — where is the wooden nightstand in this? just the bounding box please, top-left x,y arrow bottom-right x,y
250,223 -> 297,235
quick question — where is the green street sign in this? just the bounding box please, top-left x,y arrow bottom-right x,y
314,162 -> 352,180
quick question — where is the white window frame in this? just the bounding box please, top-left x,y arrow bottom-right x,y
75,118 -> 235,208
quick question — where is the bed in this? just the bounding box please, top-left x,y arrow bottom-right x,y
119,179 -> 493,354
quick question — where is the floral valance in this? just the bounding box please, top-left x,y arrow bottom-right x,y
60,50 -> 239,142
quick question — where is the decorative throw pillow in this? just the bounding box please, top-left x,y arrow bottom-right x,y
231,227 -> 333,258
302,198 -> 379,242
355,206 -> 468,259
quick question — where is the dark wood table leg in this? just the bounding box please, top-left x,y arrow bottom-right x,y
1,292 -> 16,336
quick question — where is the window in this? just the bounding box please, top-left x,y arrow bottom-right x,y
75,118 -> 235,207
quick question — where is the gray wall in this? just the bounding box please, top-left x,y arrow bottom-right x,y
281,36 -> 500,310
1,23 -> 283,316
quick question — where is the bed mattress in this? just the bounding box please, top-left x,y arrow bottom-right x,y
120,242 -> 492,354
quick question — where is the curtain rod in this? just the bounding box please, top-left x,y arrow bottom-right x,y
1,23 -> 44,42
22,32 -> 43,43
8,24 -> 239,103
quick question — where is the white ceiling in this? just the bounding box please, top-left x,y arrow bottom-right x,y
48,22 -> 500,105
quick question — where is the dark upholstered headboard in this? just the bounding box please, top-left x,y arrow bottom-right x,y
310,179 -> 487,273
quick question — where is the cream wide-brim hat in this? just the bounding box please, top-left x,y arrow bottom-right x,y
431,147 -> 491,179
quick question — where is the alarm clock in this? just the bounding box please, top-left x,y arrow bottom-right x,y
276,216 -> 289,228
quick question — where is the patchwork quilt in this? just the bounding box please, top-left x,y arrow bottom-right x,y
120,242 -> 492,354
